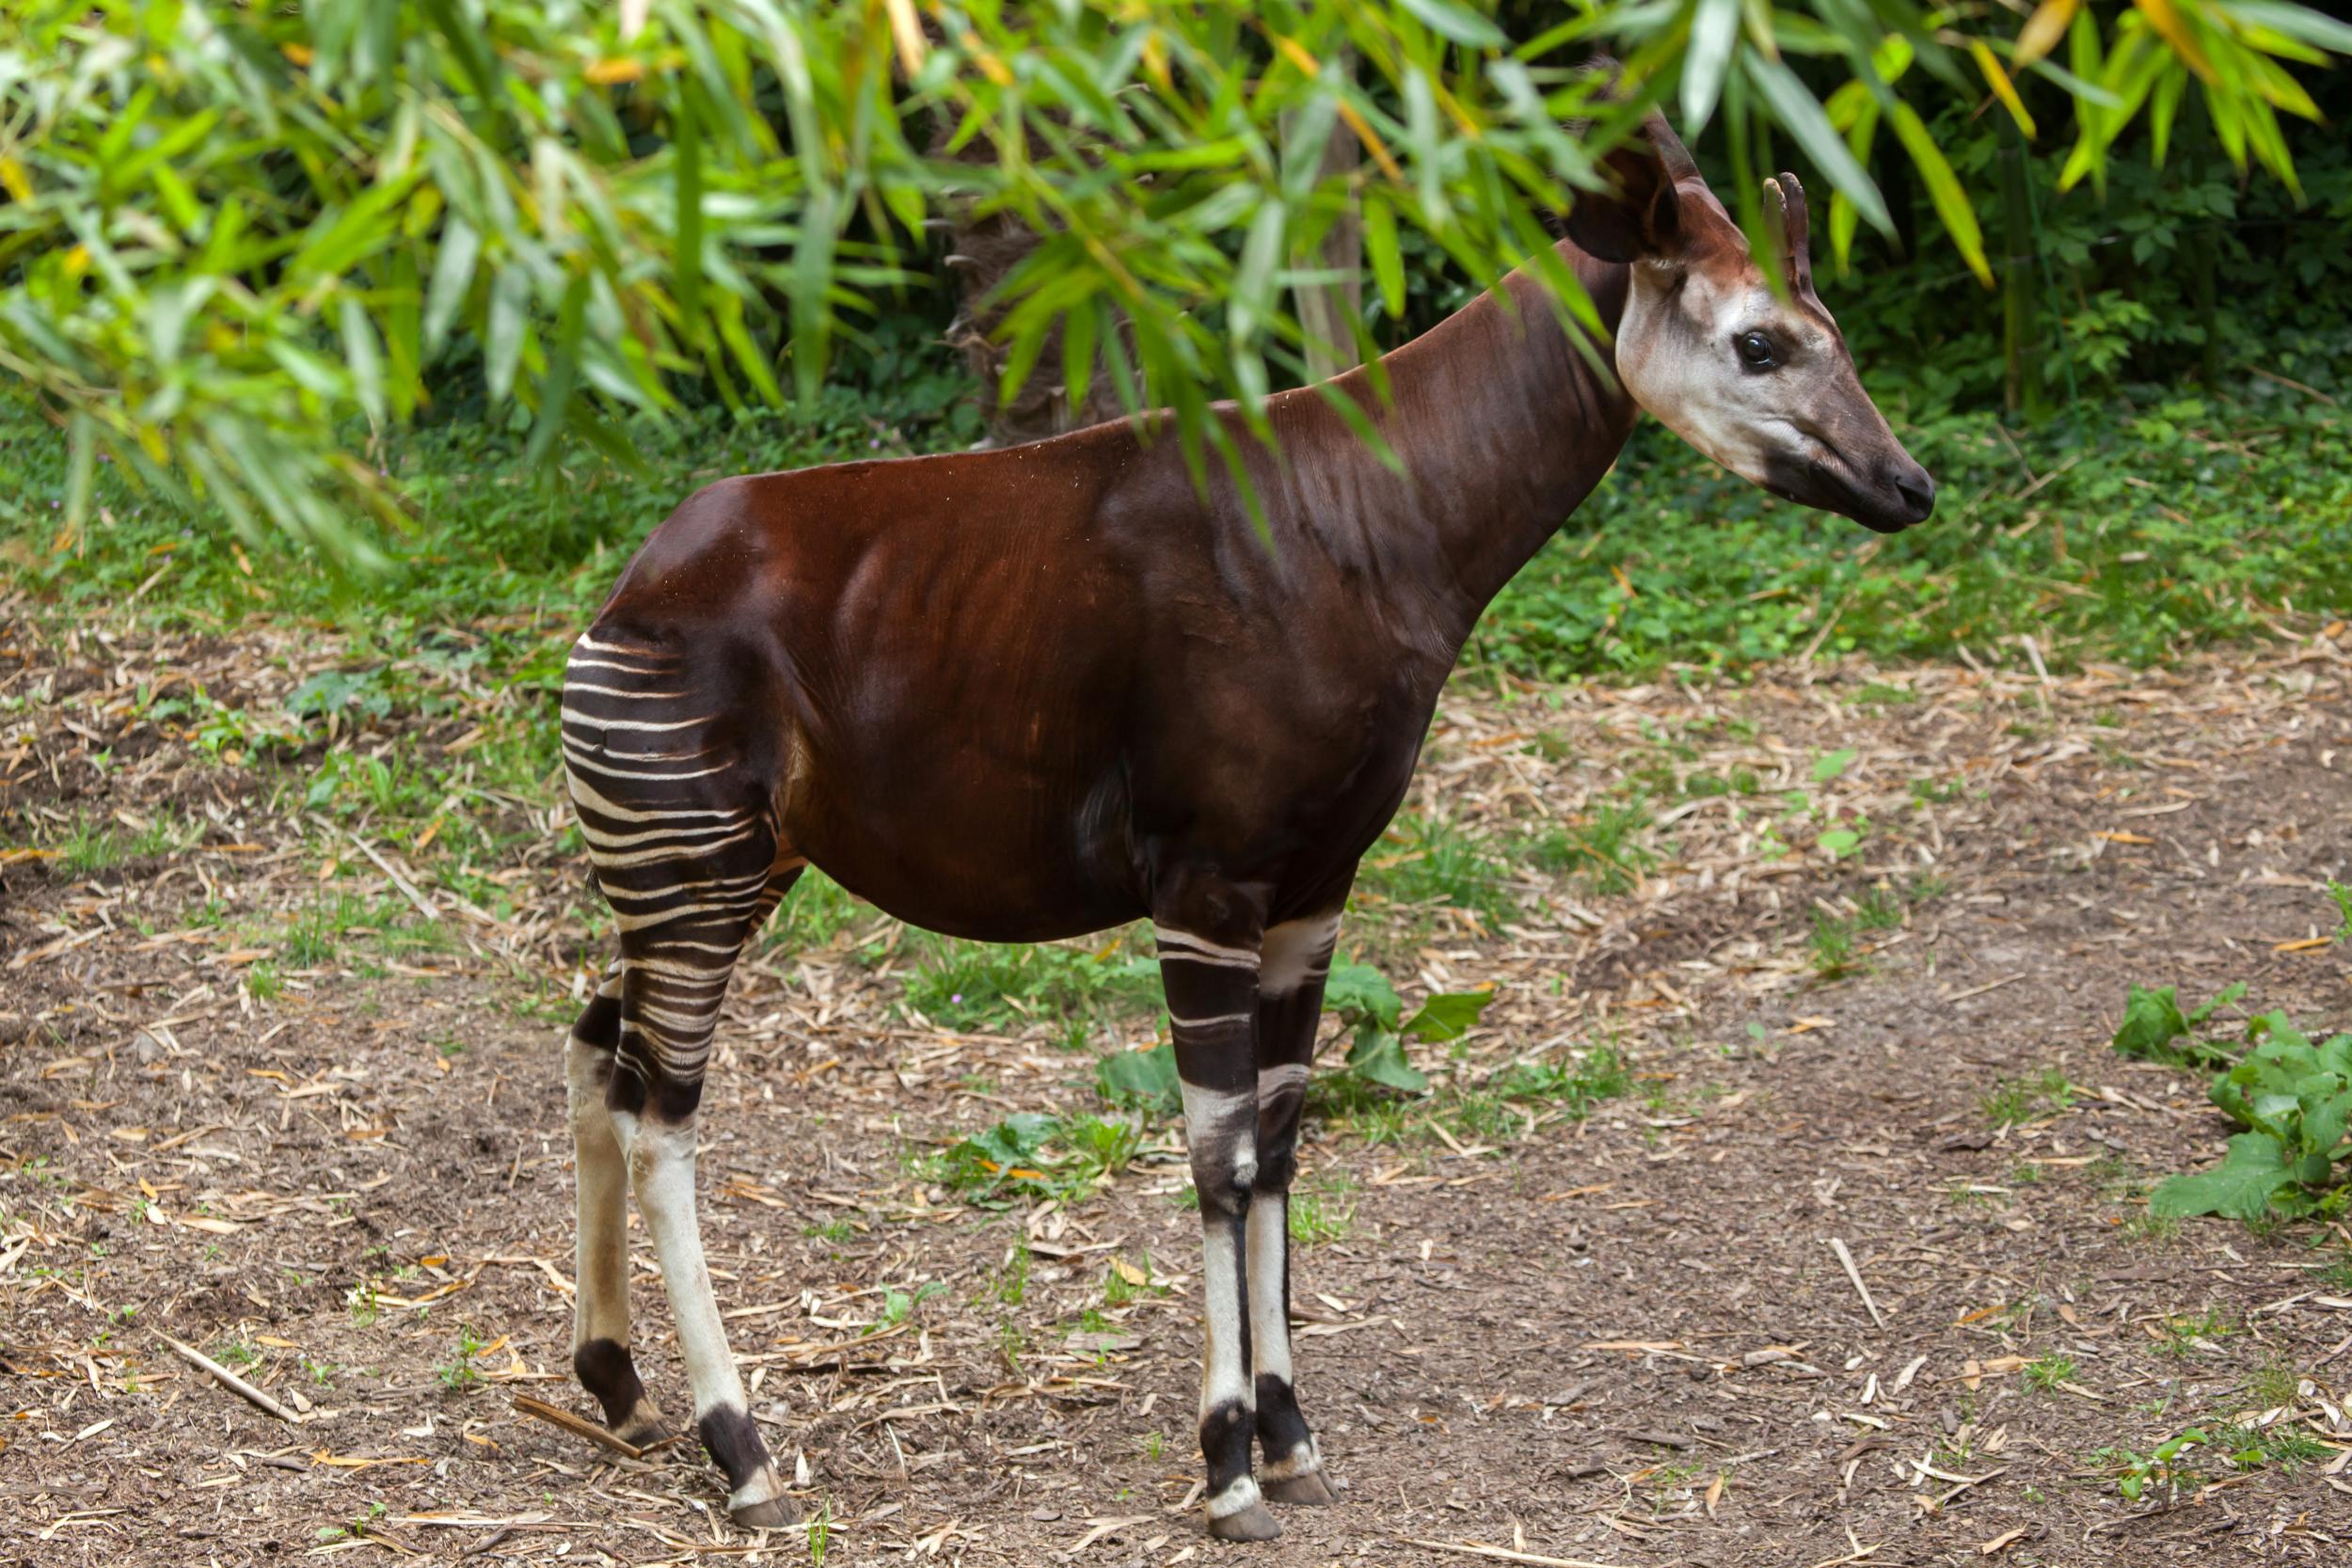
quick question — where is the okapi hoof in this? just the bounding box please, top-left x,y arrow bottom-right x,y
729,1494 -> 800,1529
1206,1499 -> 1281,1542
1262,1468 -> 1337,1505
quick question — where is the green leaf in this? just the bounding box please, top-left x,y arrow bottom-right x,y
1745,51 -> 1890,236
1345,1027 -> 1429,1093
1325,962 -> 1403,1032
2226,1 -> 2352,55
1684,0 -> 1740,131
1886,100 -> 1991,284
1363,195 -> 1406,319
483,265 -> 529,404
675,80 -> 706,350
521,272 -> 589,469
2150,1132 -> 2296,1220
2111,984 -> 2191,1060
1394,0 -> 1507,49
2184,982 -> 2247,1029
1095,1044 -> 1181,1116
1811,748 -> 1856,783
339,298 -> 386,428
422,218 -> 479,357
1401,989 -> 1494,1043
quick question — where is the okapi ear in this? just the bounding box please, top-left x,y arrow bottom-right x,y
1764,172 -> 1816,295
1561,114 -> 1689,265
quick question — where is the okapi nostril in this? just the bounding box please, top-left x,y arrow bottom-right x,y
1897,471 -> 1935,518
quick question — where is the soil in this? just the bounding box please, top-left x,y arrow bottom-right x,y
4,604 -> 2351,1568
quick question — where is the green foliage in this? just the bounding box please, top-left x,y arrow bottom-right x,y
2153,1014 -> 2352,1221
5,1 -> 2340,562
2111,981 -> 2246,1068
1094,1043 -> 1181,1117
937,1111 -> 1143,1207
1481,388 -> 2352,682
1320,959 -> 1494,1096
2022,1354 -> 2074,1393
1487,1042 -> 1631,1114
1359,813 -> 1517,932
899,929 -> 1157,1045
2122,981 -> 2352,1224
1525,800 -> 1655,895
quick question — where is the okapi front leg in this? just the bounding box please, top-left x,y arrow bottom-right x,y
1250,912 -> 1342,1504
1157,920 -> 1279,1543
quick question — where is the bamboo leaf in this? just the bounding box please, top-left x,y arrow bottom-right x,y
1887,100 -> 1991,284
1969,41 -> 2039,138
1684,0 -> 1740,131
1747,49 -> 1891,235
1394,0 -> 1506,49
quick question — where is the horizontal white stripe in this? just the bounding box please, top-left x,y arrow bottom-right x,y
563,682 -> 693,700
566,774 -> 744,826
574,634 -> 675,659
560,706 -> 708,733
1154,927 -> 1259,966
561,748 -> 732,784
1169,1009 -> 1255,1032
1257,1062 -> 1310,1099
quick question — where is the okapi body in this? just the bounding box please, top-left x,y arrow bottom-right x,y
558,108 -> 1933,1540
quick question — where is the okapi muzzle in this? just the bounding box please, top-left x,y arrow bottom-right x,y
554,94 -> 1934,1544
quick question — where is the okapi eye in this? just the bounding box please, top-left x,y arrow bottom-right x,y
1736,331 -> 1777,370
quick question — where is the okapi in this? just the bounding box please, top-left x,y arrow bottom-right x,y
558,105 -> 1933,1541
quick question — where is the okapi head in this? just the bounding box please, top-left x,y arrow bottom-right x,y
1564,111 -> 1936,533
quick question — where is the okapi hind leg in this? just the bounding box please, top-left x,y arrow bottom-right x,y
566,961 -> 666,1444
604,864 -> 801,1528
562,625 -> 802,1527
1249,912 -> 1343,1505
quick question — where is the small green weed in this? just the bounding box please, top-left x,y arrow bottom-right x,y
437,1325 -> 489,1388
1288,1173 -> 1358,1245
1808,910 -> 1859,980
1982,1068 -> 2074,1127
2023,1354 -> 2074,1392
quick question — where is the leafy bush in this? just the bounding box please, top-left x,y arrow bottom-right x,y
2113,988 -> 2352,1223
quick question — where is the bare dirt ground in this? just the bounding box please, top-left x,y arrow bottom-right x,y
5,604 -> 2352,1568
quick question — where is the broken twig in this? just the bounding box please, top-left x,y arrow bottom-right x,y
1828,1237 -> 1886,1329
159,1333 -> 299,1423
510,1392 -> 651,1459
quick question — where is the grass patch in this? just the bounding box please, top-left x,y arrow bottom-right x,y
898,928 -> 1157,1046
1524,800 -> 1655,895
1356,813 -> 1516,934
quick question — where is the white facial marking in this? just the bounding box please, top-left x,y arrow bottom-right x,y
1616,261 -> 1853,497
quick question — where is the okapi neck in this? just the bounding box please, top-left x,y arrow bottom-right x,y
1311,251 -> 1637,661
